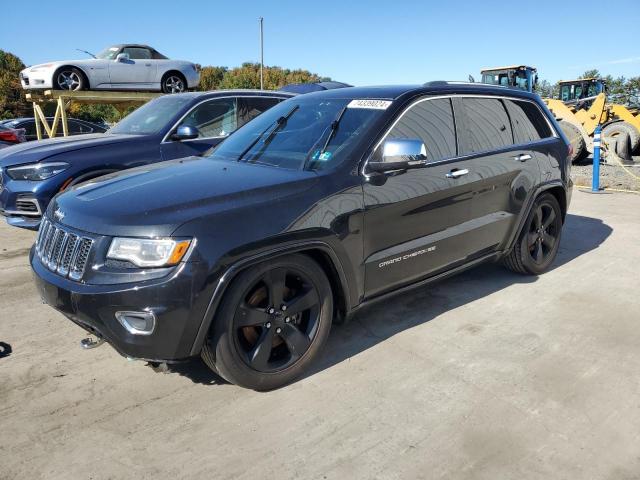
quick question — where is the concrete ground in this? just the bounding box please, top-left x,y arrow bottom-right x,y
1,191 -> 639,480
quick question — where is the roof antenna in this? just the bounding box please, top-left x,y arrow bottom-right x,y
468,75 -> 475,83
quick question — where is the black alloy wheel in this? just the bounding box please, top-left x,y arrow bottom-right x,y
527,202 -> 559,265
503,193 -> 563,275
202,254 -> 333,390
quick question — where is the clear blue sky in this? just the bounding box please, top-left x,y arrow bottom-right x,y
2,0 -> 639,85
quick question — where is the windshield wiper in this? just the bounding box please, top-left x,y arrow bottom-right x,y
304,106 -> 347,168
76,48 -> 96,59
237,105 -> 299,163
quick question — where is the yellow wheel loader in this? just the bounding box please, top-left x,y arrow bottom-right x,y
479,67 -> 639,163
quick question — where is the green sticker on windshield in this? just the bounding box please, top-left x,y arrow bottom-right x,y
319,151 -> 332,161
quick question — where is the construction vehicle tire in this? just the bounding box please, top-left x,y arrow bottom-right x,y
558,121 -> 587,163
603,122 -> 640,155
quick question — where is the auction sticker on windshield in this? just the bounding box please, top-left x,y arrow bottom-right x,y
347,99 -> 392,110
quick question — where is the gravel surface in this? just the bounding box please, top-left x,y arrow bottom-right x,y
572,155 -> 640,192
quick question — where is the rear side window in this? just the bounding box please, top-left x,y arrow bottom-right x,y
460,98 -> 512,153
237,97 -> 282,127
386,98 -> 457,162
504,99 -> 553,143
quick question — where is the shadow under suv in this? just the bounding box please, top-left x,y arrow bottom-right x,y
31,82 -> 572,390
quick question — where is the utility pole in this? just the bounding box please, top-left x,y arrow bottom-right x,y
259,17 -> 264,90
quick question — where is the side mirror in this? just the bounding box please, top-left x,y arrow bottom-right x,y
171,125 -> 199,141
115,53 -> 130,62
367,138 -> 427,173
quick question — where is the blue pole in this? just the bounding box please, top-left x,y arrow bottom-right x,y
592,125 -> 601,192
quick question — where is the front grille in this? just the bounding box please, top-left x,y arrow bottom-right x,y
36,218 -> 93,281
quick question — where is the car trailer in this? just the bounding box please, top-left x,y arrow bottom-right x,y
25,90 -> 162,140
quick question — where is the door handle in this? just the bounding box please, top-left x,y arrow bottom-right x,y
514,154 -> 532,162
145,63 -> 152,67
446,168 -> 469,179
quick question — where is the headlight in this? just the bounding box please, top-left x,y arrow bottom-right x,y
6,162 -> 70,181
107,237 -> 192,268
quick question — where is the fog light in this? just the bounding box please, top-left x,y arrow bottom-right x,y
115,311 -> 156,335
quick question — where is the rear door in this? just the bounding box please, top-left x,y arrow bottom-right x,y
362,97 -> 483,297
456,96 -> 543,255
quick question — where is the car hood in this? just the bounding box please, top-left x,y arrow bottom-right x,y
0,134 -> 143,167
51,156 -> 319,237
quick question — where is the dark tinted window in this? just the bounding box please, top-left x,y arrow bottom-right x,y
461,98 -> 513,153
19,121 -> 37,139
237,97 -> 282,127
385,98 -> 457,162
504,99 -> 552,143
178,98 -> 237,138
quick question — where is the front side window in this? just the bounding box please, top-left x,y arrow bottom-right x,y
379,98 -> 457,163
209,98 -> 385,170
108,95 -> 193,135
504,99 -> 552,143
123,47 -> 152,60
178,98 -> 237,138
460,98 -> 513,153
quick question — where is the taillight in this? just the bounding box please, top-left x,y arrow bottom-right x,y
0,131 -> 19,143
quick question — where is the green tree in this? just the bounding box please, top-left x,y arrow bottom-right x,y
198,66 -> 228,91
581,69 -> 601,79
0,50 -> 29,119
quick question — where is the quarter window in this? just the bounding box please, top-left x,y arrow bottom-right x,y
504,99 -> 552,143
178,98 -> 237,138
460,98 -> 513,153
385,98 -> 457,162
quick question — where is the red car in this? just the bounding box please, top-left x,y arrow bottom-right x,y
0,124 -> 26,149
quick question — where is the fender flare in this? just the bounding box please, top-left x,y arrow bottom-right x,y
189,240 -> 351,356
503,181 -> 567,253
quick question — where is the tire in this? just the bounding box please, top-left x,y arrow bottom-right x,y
602,122 -> 640,155
611,130 -> 634,164
54,67 -> 86,91
201,254 -> 333,390
503,193 -> 563,275
161,72 -> 187,94
558,121 -> 587,163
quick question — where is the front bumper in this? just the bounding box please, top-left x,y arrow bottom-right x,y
31,246 -> 209,362
0,173 -> 54,230
19,70 -> 53,90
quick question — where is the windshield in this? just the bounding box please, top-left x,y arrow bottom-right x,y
108,95 -> 192,135
208,97 -> 385,170
96,46 -> 120,60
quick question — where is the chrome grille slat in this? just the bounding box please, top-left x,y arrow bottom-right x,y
57,234 -> 79,276
35,218 -> 94,282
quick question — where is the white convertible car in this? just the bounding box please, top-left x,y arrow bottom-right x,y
19,44 -> 200,94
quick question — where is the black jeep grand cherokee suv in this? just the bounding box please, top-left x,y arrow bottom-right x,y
32,83 -> 572,390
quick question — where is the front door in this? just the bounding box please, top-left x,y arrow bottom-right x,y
108,47 -> 156,87
160,97 -> 238,159
362,97 -> 481,297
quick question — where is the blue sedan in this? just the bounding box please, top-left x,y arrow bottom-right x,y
0,90 -> 293,229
